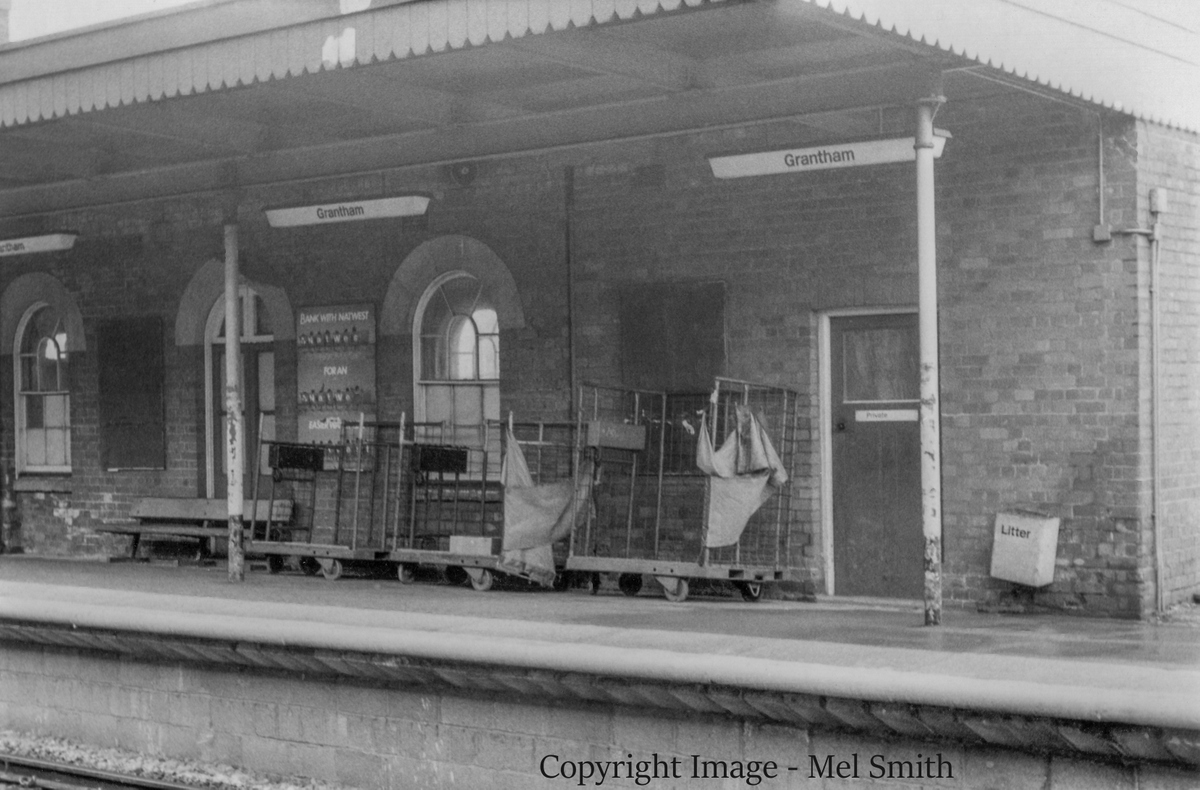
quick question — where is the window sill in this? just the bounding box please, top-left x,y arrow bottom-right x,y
13,475 -> 72,494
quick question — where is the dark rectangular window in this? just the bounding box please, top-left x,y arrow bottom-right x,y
619,281 -> 726,475
618,280 -> 726,393
98,317 -> 166,470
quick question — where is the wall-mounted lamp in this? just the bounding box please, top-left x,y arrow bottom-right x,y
1112,188 -> 1169,242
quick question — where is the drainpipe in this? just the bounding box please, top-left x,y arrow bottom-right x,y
224,220 -> 245,582
1116,189 -> 1168,612
916,84 -> 945,626
1150,196 -> 1165,613
564,165 -> 577,421
1114,188 -> 1167,612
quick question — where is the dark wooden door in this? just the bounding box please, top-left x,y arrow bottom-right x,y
831,313 -> 922,598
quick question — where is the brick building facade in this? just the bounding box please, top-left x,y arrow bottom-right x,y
0,0 -> 1196,617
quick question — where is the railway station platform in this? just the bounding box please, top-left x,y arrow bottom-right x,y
0,556 -> 1197,789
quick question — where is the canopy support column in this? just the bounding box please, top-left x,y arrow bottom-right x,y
916,86 -> 945,625
224,221 -> 245,582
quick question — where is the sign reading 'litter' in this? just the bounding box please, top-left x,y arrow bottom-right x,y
990,512 -> 1061,588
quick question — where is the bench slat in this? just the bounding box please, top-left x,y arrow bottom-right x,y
99,497 -> 291,561
95,525 -> 227,538
129,498 -> 291,522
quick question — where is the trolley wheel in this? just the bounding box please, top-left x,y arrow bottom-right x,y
617,573 -> 643,597
587,572 -> 602,596
735,581 -> 763,602
299,556 -> 321,576
467,568 -> 494,592
397,563 -> 417,584
320,558 -> 343,581
444,565 -> 469,586
657,576 -> 689,603
266,554 -> 285,575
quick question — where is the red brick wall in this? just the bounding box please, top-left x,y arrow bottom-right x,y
0,234 -> 209,556
0,165 -> 576,558
1,89 -> 1195,615
1138,122 -> 1200,606
936,99 -> 1150,615
562,94 -> 1159,614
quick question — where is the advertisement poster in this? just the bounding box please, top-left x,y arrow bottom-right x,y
296,303 -> 376,448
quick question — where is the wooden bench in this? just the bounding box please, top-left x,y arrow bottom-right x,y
95,497 -> 294,560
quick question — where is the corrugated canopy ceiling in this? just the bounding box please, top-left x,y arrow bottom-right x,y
0,0 -> 1196,212
803,0 -> 1200,132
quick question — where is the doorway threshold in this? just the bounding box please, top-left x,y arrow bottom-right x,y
809,595 -> 924,613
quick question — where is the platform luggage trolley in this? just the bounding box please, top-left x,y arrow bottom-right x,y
567,379 -> 800,602
246,416 -> 408,580
389,417 -> 586,591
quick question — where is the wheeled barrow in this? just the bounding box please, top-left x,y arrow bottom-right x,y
389,417 -> 585,592
566,379 -> 801,602
246,417 -> 407,580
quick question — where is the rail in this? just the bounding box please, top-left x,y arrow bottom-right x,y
0,752 -> 202,790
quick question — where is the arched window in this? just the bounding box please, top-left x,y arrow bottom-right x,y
204,286 -> 275,496
415,272 -> 500,451
15,303 -> 71,472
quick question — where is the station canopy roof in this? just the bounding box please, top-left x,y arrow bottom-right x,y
0,0 -> 1196,215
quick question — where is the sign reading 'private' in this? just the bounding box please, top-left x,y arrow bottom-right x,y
709,134 -> 948,179
265,195 -> 430,228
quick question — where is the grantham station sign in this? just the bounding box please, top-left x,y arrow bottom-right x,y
708,134 -> 949,179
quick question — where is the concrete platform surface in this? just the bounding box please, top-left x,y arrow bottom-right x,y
1,556 -> 1198,730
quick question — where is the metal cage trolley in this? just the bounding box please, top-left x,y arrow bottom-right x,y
388,417 -> 581,591
566,379 -> 801,602
246,416 -> 409,580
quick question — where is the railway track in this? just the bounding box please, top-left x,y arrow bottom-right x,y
0,753 -> 203,790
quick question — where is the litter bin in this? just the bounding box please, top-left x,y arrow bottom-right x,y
990,511 -> 1060,587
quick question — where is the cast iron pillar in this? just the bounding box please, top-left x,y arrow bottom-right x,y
224,221 -> 245,582
916,84 -> 945,625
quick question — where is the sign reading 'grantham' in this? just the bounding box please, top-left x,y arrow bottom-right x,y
265,195 -> 430,227
0,233 -> 77,257
708,133 -> 948,179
